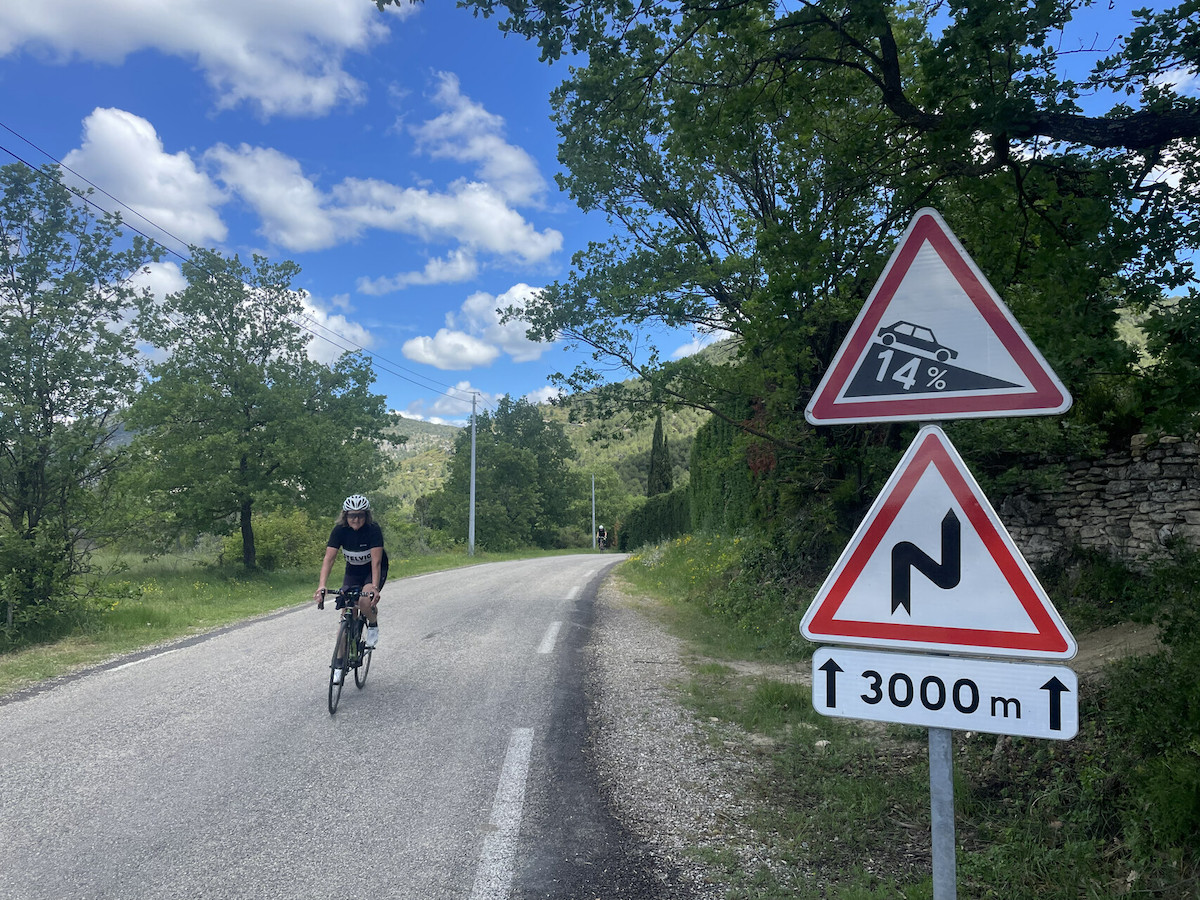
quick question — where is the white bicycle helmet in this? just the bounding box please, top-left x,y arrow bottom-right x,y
343,494 -> 370,512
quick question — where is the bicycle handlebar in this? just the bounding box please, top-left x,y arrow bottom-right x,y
316,586 -> 373,611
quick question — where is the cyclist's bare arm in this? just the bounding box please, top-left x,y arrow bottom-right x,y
314,546 -> 338,606
367,546 -> 383,603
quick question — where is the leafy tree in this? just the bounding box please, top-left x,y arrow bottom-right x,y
413,0 -> 1200,562
427,0 -> 1199,446
0,162 -> 160,643
646,413 -> 673,497
578,465 -> 634,540
1139,291 -> 1200,433
128,248 -> 395,568
421,396 -> 582,549
491,395 -> 579,544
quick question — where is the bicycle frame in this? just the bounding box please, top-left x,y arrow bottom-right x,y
323,588 -> 373,713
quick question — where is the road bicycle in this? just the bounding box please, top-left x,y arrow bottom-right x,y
318,587 -> 374,714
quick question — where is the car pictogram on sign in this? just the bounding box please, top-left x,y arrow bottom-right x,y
877,321 -> 958,363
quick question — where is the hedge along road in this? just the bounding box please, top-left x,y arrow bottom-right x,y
0,554 -> 675,900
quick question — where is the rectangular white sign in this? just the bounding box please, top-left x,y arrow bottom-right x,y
812,647 -> 1078,740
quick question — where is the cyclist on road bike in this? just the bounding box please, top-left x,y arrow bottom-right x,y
597,524 -> 607,550
315,495 -> 388,681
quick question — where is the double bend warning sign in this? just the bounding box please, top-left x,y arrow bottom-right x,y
799,425 -> 1076,660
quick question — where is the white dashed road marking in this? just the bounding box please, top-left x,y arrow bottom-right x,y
469,727 -> 534,900
536,622 -> 562,655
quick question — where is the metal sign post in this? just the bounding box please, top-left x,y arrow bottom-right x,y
929,727 -> 957,899
811,643 -> 1080,897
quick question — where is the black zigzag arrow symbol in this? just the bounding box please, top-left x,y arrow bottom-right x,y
890,510 -> 961,614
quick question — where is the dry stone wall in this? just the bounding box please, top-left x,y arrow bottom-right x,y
998,435 -> 1200,568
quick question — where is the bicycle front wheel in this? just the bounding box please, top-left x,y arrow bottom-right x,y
354,617 -> 372,689
328,616 -> 352,714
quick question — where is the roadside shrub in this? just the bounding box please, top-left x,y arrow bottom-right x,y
619,485 -> 691,550
378,517 -> 457,555
0,527 -> 92,648
1103,626 -> 1200,858
625,532 -> 809,659
222,509 -> 326,571
959,550 -> 1200,895
1138,748 -> 1200,850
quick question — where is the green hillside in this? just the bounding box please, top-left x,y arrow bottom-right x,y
383,401 -> 710,516
388,416 -> 460,458
381,416 -> 459,513
545,400 -> 709,496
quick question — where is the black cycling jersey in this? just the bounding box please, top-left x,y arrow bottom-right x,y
327,521 -> 388,589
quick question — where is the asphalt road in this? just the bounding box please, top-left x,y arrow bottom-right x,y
0,554 -> 678,900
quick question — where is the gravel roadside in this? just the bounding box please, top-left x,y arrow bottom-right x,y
587,577 -> 790,898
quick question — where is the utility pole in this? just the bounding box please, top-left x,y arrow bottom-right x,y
468,392 -> 477,557
591,473 -> 596,550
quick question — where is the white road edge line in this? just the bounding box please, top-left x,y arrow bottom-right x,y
469,727 -> 535,900
536,621 -> 562,655
566,586 -> 580,600
110,648 -> 184,672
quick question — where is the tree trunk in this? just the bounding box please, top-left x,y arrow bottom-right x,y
240,499 -> 256,569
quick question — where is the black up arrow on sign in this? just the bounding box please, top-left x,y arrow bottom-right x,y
891,510 -> 961,614
1040,677 -> 1071,732
818,658 -> 843,707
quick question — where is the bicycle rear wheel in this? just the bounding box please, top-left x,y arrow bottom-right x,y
354,617 -> 372,689
328,616 -> 352,714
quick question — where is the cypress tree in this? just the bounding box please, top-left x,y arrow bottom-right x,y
647,413 -> 673,497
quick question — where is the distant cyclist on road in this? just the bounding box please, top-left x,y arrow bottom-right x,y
315,495 -> 388,657
597,524 -> 608,551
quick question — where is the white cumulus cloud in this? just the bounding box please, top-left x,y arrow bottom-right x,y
332,177 -> 561,262
63,108 -> 226,248
298,295 -> 375,365
451,284 -> 547,363
206,147 -> 561,261
402,329 -> 500,370
523,385 -> 563,405
206,143 -> 343,252
402,382 -> 497,425
402,283 -> 550,371
1153,67 -> 1200,97
412,71 -> 547,205
129,260 -> 188,305
0,0 -> 403,117
356,249 -> 479,295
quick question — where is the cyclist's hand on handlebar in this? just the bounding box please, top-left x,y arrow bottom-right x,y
314,587 -> 326,609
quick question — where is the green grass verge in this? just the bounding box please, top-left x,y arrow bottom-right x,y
622,533 -> 812,661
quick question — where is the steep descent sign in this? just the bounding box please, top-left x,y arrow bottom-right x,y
805,208 -> 1071,424
799,425 -> 1076,660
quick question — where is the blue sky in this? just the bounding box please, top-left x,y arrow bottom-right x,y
0,1 -> 625,424
0,1 -> 1186,425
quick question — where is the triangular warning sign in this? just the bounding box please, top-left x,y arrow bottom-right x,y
806,208 -> 1071,424
800,425 -> 1076,659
